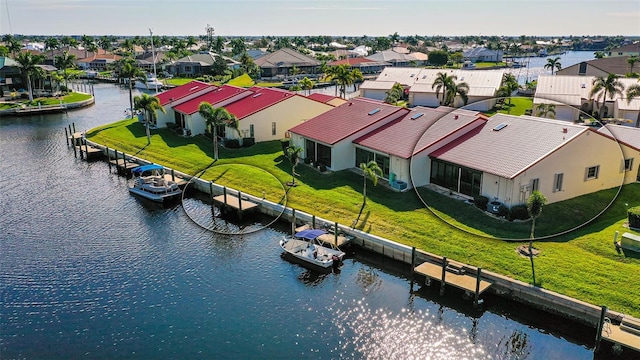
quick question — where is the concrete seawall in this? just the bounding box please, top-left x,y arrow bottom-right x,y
86,140 -> 636,330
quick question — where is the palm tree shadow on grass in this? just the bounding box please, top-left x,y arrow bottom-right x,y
353,207 -> 371,231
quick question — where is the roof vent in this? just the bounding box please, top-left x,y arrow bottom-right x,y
368,108 -> 381,115
348,102 -> 353,106
562,128 -> 568,133
252,93 -> 262,98
493,123 -> 508,131
410,74 -> 415,77
454,114 -> 459,119
410,112 -> 424,120
580,83 -> 586,88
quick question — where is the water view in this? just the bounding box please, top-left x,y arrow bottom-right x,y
0,83 -> 624,359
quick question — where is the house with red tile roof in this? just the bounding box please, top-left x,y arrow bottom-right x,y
221,86 -> 334,143
429,114 -> 636,206
172,84 -> 253,136
154,81 -> 216,130
354,106 -> 486,190
306,93 -> 347,107
288,98 -> 409,171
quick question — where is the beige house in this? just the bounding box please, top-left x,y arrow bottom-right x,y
430,114 -> 636,207
598,124 -> 640,183
534,75 -> 640,126
607,42 -> 640,57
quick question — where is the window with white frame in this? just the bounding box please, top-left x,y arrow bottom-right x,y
585,165 -> 599,180
531,178 -> 540,192
553,173 -> 563,192
624,158 -> 634,171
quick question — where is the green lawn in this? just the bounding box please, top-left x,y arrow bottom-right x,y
475,62 -> 507,68
0,92 -> 92,109
483,97 -> 533,117
87,119 -> 640,317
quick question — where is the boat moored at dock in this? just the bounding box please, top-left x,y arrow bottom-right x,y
128,164 -> 182,203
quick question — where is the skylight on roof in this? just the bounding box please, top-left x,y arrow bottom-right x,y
368,108 -> 381,115
410,113 -> 424,120
493,123 -> 508,131
252,93 -> 262,98
189,86 -> 199,91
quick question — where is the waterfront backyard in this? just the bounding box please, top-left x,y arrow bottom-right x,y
87,119 -> 640,318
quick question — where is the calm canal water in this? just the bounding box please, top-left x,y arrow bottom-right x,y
0,83 -> 626,359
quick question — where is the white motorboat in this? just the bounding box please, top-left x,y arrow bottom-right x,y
128,164 -> 182,203
280,229 -> 346,269
134,73 -> 164,91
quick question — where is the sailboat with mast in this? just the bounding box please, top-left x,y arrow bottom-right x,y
135,28 -> 163,92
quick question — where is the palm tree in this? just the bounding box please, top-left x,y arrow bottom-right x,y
589,74 -> 624,119
118,59 -> 145,119
444,81 -> 469,107
133,93 -> 166,145
432,72 -> 455,105
498,73 -> 519,113
5,35 -> 22,57
80,34 -> 94,57
325,64 -> 359,98
535,103 -> 556,119
526,191 -> 547,286
543,57 -> 561,75
55,51 -> 77,90
627,56 -> 639,75
299,77 -> 315,95
197,103 -> 239,161
359,161 -> 382,206
15,52 -> 45,101
351,68 -> 364,92
385,82 -> 404,104
285,145 -> 303,186
625,79 -> 640,127
44,37 -> 59,65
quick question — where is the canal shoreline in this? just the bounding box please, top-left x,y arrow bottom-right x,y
84,138 -> 639,354
0,93 -> 95,116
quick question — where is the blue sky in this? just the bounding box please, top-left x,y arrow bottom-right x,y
2,0 -> 639,37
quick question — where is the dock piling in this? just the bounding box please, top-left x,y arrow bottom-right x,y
64,128 -> 69,146
440,257 -> 447,296
106,147 -> 111,171
72,135 -> 77,158
410,247 -> 416,291
312,215 -> 316,229
474,268 -> 482,307
238,191 -> 243,212
334,222 -> 338,247
595,305 -> 608,352
291,208 -> 296,236
72,122 -> 76,133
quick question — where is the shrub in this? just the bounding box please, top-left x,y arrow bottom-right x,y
242,137 -> 255,147
225,139 -> 240,148
474,196 -> 489,210
497,205 -> 510,219
510,205 -> 530,220
629,206 -> 640,229
319,165 -> 327,172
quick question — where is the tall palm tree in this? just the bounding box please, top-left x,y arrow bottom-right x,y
133,93 -> 166,145
44,37 -> 59,65
359,161 -> 382,206
625,79 -> 640,127
5,35 -> 22,57
299,77 -> 315,95
55,51 -> 77,90
444,81 -> 469,107
285,145 -> 303,186
118,59 -> 145,119
432,72 -> 455,105
325,64 -> 358,98
197,103 -> 239,161
526,191 -> 547,286
80,34 -> 95,58
15,52 -> 45,101
535,103 -> 556,119
589,74 -> 624,119
498,73 -> 519,113
627,56 -> 639,74
543,57 -> 561,75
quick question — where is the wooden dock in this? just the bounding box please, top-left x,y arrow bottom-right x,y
162,173 -> 188,188
414,259 -> 492,295
295,224 -> 352,248
212,190 -> 259,219
602,316 -> 640,352
76,144 -> 103,161
109,159 -> 140,175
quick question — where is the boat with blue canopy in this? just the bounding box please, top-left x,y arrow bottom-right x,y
129,164 -> 182,203
280,229 -> 346,269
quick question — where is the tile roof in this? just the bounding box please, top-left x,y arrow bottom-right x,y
155,80 -> 214,107
254,48 -> 320,67
359,80 -> 396,90
173,84 -> 251,115
329,58 -> 375,66
431,114 -> 589,179
223,86 -> 295,119
376,68 -> 504,94
354,107 -> 483,159
557,56 -> 634,76
307,93 -> 341,104
598,124 -> 640,151
289,98 -> 408,145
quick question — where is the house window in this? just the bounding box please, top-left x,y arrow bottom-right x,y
249,124 -> 254,137
317,143 -> 332,167
272,122 -> 276,136
624,158 -> 634,171
585,165 -> 600,180
355,148 -> 389,178
184,65 -> 192,73
531,178 -> 540,192
553,173 -> 564,192
430,158 -> 481,197
305,139 -> 316,162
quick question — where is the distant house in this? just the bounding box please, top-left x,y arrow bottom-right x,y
254,48 -> 320,79
556,56 -> 634,77
153,80 -> 216,129
463,47 -> 503,62
166,52 -> 240,77
328,58 -> 390,75
534,75 -> 640,126
362,68 -> 504,111
607,42 -> 640,57
288,98 -> 408,171
428,114 -> 636,207
135,51 -> 167,72
0,57 -> 21,95
76,54 -> 122,70
365,49 -> 415,67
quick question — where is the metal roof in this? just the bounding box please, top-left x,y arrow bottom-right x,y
598,124 -> 640,151
359,80 -> 396,90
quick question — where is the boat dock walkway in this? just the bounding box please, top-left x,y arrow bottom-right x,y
212,188 -> 259,219
414,258 -> 492,302
602,316 -> 640,352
